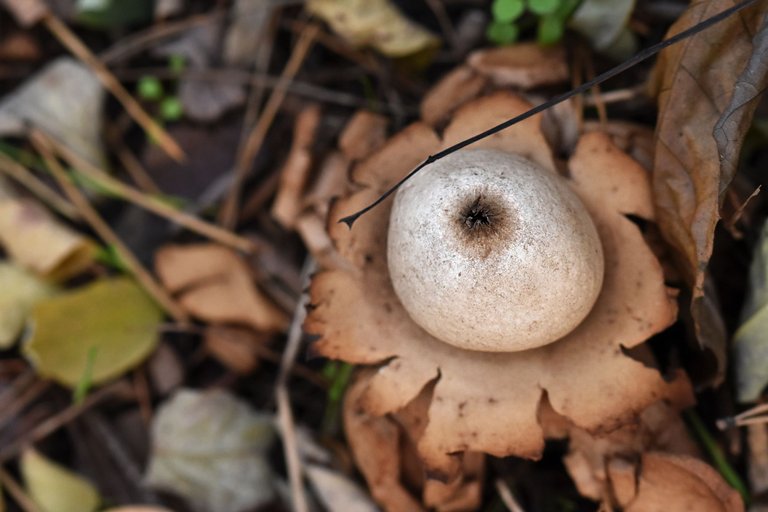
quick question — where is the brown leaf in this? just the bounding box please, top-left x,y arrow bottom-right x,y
0,0 -> 48,26
650,1 -> 768,382
419,66 -> 488,127
338,110 -> 389,162
307,91 -> 686,478
155,244 -> 287,332
624,453 -> 743,512
272,104 -> 322,229
467,43 -> 569,89
204,325 -> 267,374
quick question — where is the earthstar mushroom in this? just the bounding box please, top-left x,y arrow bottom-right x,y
388,148 -> 604,352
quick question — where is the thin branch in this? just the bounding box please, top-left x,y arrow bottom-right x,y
0,153 -> 79,220
46,133 -> 257,253
218,23 -> 319,229
42,13 -> 185,162
31,131 -> 188,322
339,0 -> 759,227
276,259 -> 315,512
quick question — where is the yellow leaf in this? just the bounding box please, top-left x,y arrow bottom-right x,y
0,262 -> 56,348
21,448 -> 99,512
306,0 -> 439,58
23,277 -> 162,387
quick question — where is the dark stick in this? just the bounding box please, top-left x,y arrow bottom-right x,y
339,0 -> 759,228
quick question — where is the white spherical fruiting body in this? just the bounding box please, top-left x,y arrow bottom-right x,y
387,149 -> 604,352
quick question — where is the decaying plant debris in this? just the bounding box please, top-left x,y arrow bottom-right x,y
1,1 -> 768,511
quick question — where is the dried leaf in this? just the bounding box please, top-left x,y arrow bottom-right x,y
145,388 -> 275,512
0,0 -> 48,26
623,453 -> 743,512
272,104 -> 322,229
467,43 -> 568,88
306,0 -> 439,58
733,219 -> 768,401
650,2 -> 768,383
23,277 -> 163,387
305,464 -> 379,512
204,325 -> 266,374
568,0 -> 637,59
419,66 -> 488,127
0,262 -> 57,348
338,110 -> 389,162
21,448 -> 100,512
0,197 -> 95,281
223,0 -> 272,66
307,92 -> 685,478
155,244 -> 288,332
0,57 -> 106,167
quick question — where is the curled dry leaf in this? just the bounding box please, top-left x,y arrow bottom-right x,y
467,43 -> 568,89
145,388 -> 275,512
272,104 -> 322,229
155,243 -> 288,332
0,57 -> 106,167
621,453 -> 744,512
306,0 -> 439,58
0,191 -> 95,281
204,325 -> 268,375
306,90 -> 687,479
649,1 -> 768,383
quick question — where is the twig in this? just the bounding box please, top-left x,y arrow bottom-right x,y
100,11 -> 224,64
0,379 -> 51,431
0,153 -> 78,220
41,12 -> 185,162
495,479 -> 526,512
106,123 -> 162,194
44,132 -> 257,253
0,381 -> 126,463
718,402 -> 768,430
218,23 -> 320,229
339,0 -> 760,227
30,131 -> 188,322
424,0 -> 459,52
276,259 -> 315,512
0,465 -> 43,512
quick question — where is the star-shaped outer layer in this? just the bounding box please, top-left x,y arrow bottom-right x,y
306,90 -> 690,479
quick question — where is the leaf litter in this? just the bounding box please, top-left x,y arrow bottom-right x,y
0,1 -> 765,511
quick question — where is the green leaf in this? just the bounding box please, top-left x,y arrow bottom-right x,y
527,0 -> 560,15
137,76 -> 164,101
159,97 -> 183,122
0,263 -> 57,348
492,0 -> 525,23
734,219 -> 768,401
537,13 -> 565,44
486,20 -> 520,45
23,277 -> 163,387
21,448 -> 100,512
